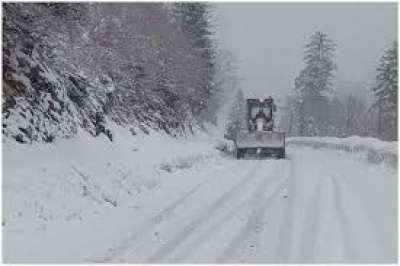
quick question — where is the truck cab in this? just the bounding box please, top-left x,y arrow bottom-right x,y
247,97 -> 276,132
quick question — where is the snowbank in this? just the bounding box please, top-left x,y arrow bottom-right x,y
287,136 -> 397,168
3,124 -> 220,262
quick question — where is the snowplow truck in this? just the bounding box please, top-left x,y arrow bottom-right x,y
235,97 -> 285,159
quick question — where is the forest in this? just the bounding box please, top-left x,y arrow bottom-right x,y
227,31 -> 397,141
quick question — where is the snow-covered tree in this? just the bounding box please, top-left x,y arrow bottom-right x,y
294,31 -> 337,136
371,42 -> 398,141
343,92 -> 367,136
305,117 -> 319,136
225,89 -> 246,140
213,49 -> 241,126
280,93 -> 297,136
172,3 -> 217,120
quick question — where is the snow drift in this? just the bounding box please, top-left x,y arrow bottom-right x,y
287,136 -> 397,168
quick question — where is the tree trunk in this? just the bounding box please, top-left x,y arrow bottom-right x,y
377,97 -> 382,139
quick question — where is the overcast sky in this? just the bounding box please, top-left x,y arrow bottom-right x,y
215,3 -> 397,99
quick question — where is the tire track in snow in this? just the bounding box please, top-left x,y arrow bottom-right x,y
169,197 -> 250,262
217,160 -> 291,262
275,147 -> 390,263
330,175 -> 384,261
97,181 -> 205,262
329,176 -> 353,260
297,177 -> 325,262
96,162 -> 254,262
334,176 -> 397,262
145,160 -> 265,262
243,159 -> 292,262
273,159 -> 349,262
171,160 -> 289,262
273,156 -> 298,262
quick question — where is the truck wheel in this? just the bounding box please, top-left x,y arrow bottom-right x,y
236,149 -> 244,159
279,148 -> 285,159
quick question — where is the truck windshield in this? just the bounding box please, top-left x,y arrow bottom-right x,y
251,106 -> 271,119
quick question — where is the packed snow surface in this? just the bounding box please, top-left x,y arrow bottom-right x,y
3,129 -> 397,263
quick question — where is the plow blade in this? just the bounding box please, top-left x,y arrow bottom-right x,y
235,131 -> 285,159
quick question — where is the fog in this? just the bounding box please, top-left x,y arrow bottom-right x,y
215,3 -> 397,99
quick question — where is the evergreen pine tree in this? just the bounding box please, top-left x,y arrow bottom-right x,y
294,31 -> 336,136
371,41 -> 398,140
172,3 -> 216,118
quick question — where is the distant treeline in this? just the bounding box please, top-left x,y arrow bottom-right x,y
281,32 -> 397,141
226,31 -> 397,142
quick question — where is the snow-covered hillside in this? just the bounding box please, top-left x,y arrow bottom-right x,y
3,3 -> 219,144
3,131 -> 397,263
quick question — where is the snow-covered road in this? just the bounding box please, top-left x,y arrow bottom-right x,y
3,133 -> 397,263
96,146 -> 396,263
